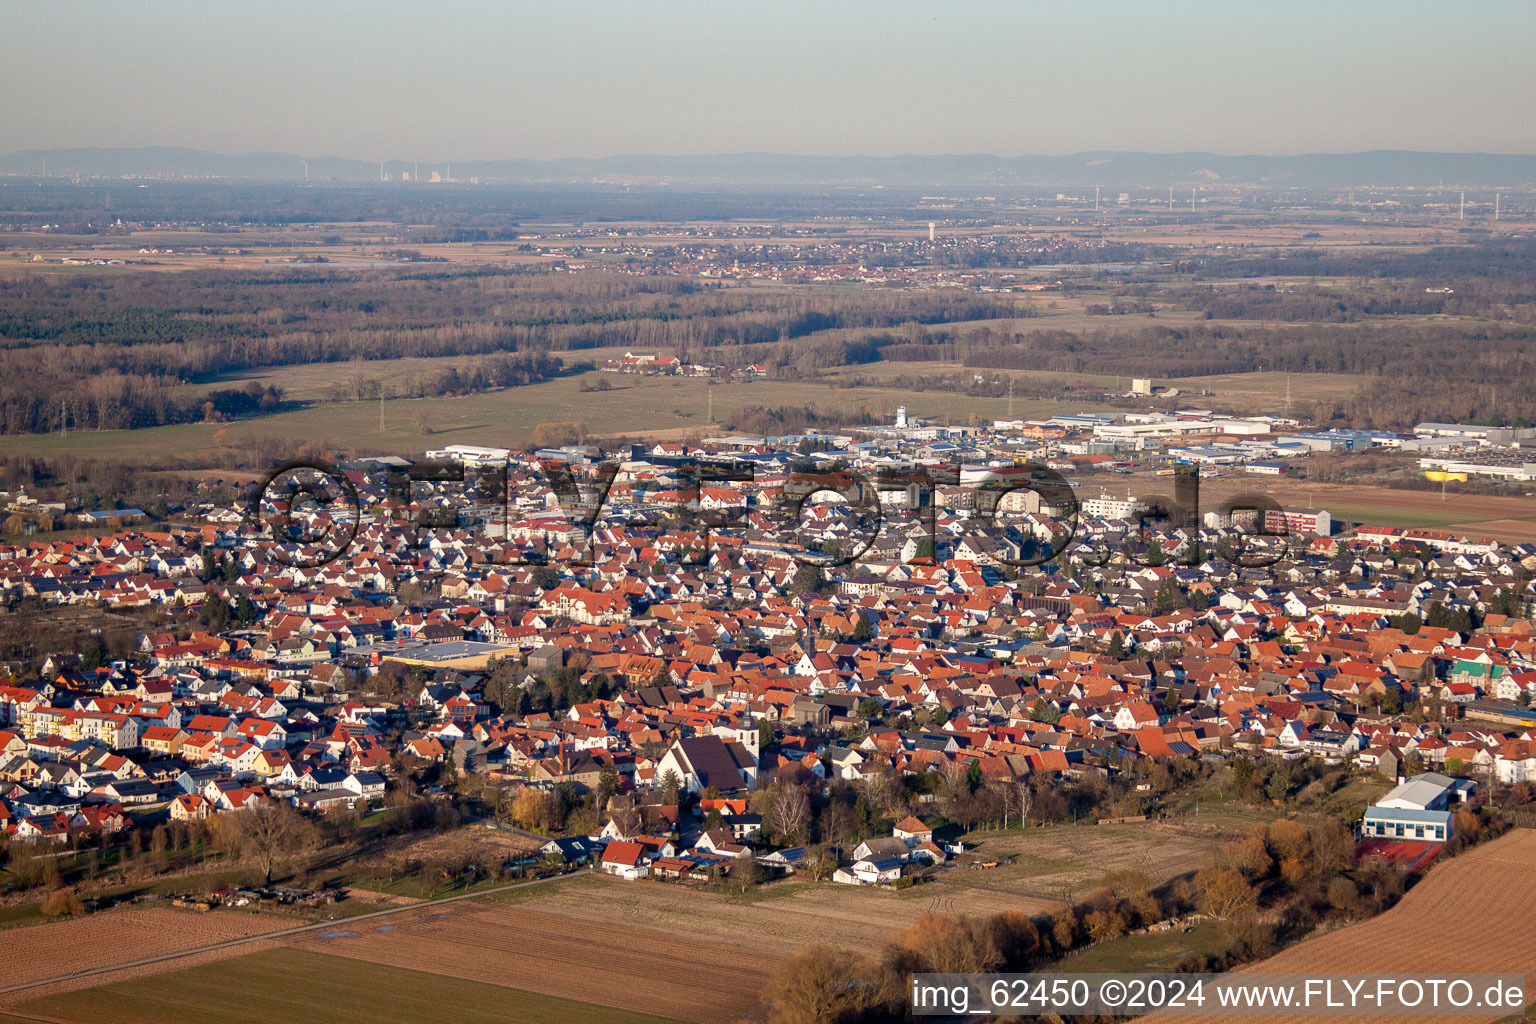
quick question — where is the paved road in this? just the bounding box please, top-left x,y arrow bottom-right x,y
0,869 -> 584,999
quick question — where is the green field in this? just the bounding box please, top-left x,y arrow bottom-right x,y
16,948 -> 683,1024
0,369 -> 1118,465
1045,920 -> 1230,973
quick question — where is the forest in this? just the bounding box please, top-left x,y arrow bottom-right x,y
2,221 -> 1535,441
0,267 -> 1011,434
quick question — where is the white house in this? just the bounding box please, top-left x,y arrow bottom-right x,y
1495,739 -> 1536,784
834,857 -> 902,885
654,735 -> 757,794
599,840 -> 649,880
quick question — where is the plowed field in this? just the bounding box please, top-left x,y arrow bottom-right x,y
1147,829 -> 1536,1024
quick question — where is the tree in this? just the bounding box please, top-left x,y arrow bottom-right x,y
771,784 -> 811,842
531,421 -> 584,448
728,854 -> 761,893
1107,632 -> 1127,659
512,787 -> 545,830
1327,876 -> 1362,916
805,846 -> 839,882
1153,577 -> 1183,614
1380,687 -> 1404,715
229,802 -> 317,885
788,565 -> 823,596
659,769 -> 683,805
1194,867 -> 1257,920
607,798 -> 643,839
1308,817 -> 1355,876
989,910 -> 1040,967
1220,836 -> 1273,879
1265,818 -> 1310,865
992,777 -> 1031,829
1028,697 -> 1060,724
1049,906 -> 1079,952
41,889 -> 85,918
850,613 -> 874,642
597,764 -> 619,800
859,762 -> 904,816
1230,756 -> 1256,795
1085,909 -> 1128,942
200,597 -> 230,631
889,913 -> 1002,973
763,946 -> 872,1024
1127,889 -> 1163,928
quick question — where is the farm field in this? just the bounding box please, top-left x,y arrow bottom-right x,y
294,894 -> 770,1023
0,906 -> 293,991
0,357 -> 1370,470
1047,920 -> 1230,974
0,369 -> 1116,465
1148,829 -> 1536,1024
1197,477 -> 1536,543
461,816 -> 1247,958
826,361 -> 1367,413
940,814 -> 1260,905
12,948 -> 682,1024
0,819 -> 1245,1023
0,818 -> 1225,1022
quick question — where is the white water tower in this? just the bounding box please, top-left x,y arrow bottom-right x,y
895,406 -> 908,428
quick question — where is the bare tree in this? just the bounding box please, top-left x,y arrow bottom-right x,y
805,845 -> 839,882
771,783 -> 811,842
859,761 -> 904,816
763,946 -> 874,1024
231,802 -> 317,885
728,854 -> 761,893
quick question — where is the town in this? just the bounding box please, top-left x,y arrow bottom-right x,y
4,403 -> 1534,896
5,22 -> 1536,1012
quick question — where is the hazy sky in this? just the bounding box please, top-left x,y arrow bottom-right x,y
6,0 -> 1534,159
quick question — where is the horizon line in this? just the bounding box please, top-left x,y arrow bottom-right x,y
10,145 -> 1536,163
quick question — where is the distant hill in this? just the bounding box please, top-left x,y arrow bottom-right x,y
4,146 -> 1536,188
